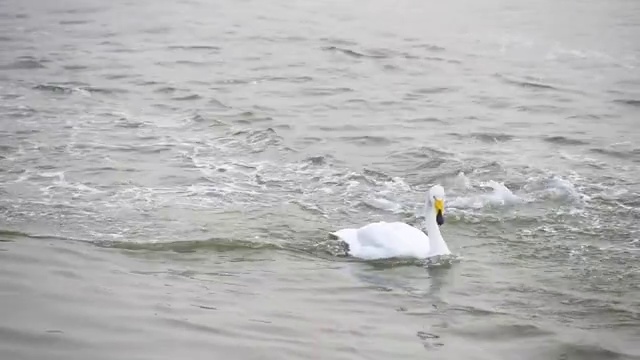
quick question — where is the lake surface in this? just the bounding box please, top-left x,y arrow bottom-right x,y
1,0 -> 639,359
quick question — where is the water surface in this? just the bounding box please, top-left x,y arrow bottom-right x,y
1,0 -> 639,359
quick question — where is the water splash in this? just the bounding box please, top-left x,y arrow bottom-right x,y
449,179 -> 522,209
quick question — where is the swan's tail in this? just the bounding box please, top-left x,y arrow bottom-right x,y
330,228 -> 359,255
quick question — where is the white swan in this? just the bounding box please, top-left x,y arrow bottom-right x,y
331,185 -> 451,260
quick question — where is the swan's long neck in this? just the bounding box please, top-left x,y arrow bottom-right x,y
424,200 -> 451,257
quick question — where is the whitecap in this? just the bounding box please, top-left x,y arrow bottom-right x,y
452,171 -> 472,190
523,174 -> 590,204
449,180 -> 522,209
361,197 -> 403,213
544,176 -> 589,202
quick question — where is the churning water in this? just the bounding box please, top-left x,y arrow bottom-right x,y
1,0 -> 639,359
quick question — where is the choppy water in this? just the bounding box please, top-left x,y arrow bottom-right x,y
1,0 -> 639,358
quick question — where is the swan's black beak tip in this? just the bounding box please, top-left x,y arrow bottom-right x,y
436,211 -> 444,226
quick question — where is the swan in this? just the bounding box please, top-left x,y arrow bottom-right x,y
331,184 -> 451,260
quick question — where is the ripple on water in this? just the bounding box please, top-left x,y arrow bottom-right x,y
613,99 -> 640,107
321,46 -> 387,59
301,87 -> 354,96
166,45 -> 221,52
336,135 -> 393,146
172,94 -> 202,101
412,87 -> 457,95
543,136 -> 589,146
1,58 -> 47,70
470,132 -> 515,143
495,74 -> 567,92
590,147 -> 640,162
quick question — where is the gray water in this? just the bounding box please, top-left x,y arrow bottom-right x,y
1,0 -> 639,358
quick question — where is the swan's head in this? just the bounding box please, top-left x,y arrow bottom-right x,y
428,184 -> 445,226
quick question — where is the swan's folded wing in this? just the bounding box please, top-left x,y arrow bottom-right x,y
334,222 -> 431,260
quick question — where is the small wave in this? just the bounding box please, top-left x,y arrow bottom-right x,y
423,56 -> 462,64
63,64 -> 88,71
471,95 -> 512,109
264,75 -> 313,83
516,104 -> 567,113
301,87 -> 353,96
354,253 -> 460,269
452,323 -> 555,340
496,74 -> 560,91
321,46 -> 385,59
158,60 -> 211,67
0,229 -> 29,240
364,47 -> 400,58
413,87 -> 456,95
233,116 -> 273,125
0,144 -> 16,155
82,86 -> 128,95
220,111 -> 273,124
114,117 -> 146,129
590,147 -> 640,161
303,155 -> 329,166
1,93 -> 22,100
411,43 -> 446,52
215,78 -> 251,85
172,94 -> 202,101
154,86 -> 178,94
388,145 -> 451,160
33,84 -> 75,94
209,98 -> 228,108
471,132 -> 515,143
1,59 -> 46,70
566,114 -> 602,121
543,136 -> 589,146
59,20 -> 88,25
0,229 -> 75,242
613,99 -> 640,107
32,84 -> 121,97
550,342 -> 638,360
227,128 -> 283,153
143,26 -> 170,34
186,114 -> 225,127
99,237 -> 282,253
314,124 -> 362,132
51,6 -> 102,15
5,106 -> 37,119
405,117 -> 445,124
319,37 -> 358,46
337,136 -> 392,146
167,45 -> 220,51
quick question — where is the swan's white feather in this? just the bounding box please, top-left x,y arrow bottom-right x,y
332,221 -> 431,260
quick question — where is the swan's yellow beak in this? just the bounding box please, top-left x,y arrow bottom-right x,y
434,199 -> 444,213
434,198 -> 444,226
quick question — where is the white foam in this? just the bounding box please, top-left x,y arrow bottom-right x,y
453,171 -> 472,190
71,87 -> 91,97
38,171 -> 66,182
544,176 -> 590,202
449,180 -> 523,209
362,197 -> 403,213
523,174 -> 590,204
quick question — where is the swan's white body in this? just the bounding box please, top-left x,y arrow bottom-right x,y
331,185 -> 451,260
